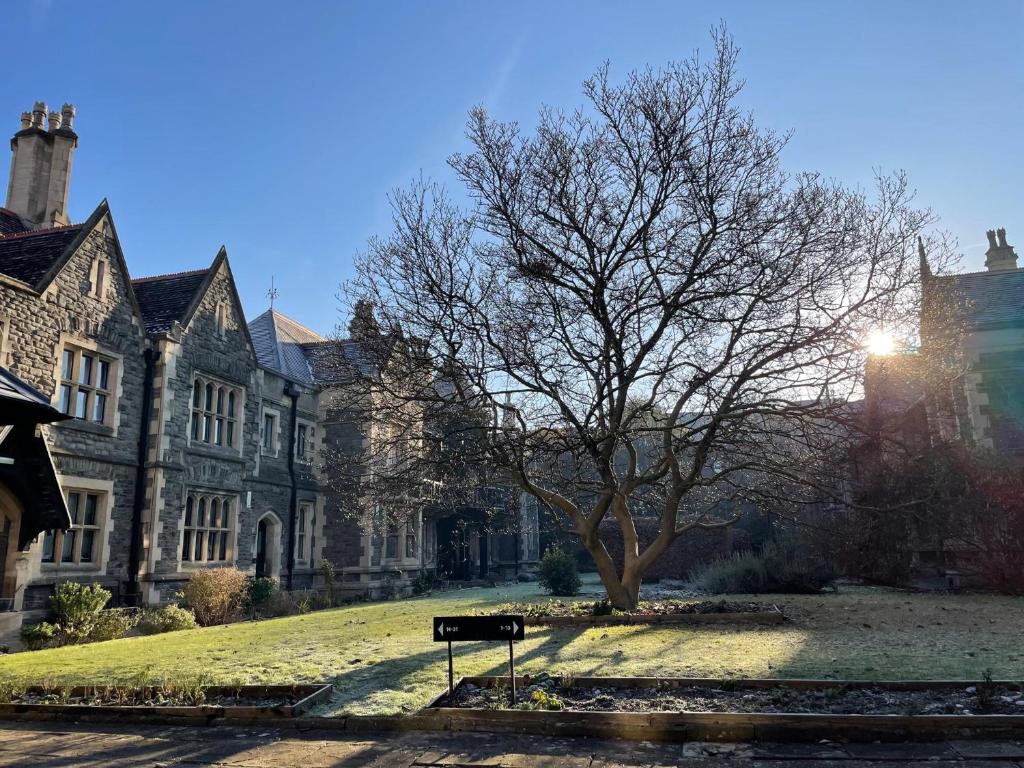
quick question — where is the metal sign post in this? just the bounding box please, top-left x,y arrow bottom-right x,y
433,615 -> 525,707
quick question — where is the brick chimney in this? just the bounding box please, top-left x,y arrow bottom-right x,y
984,228 -> 1019,272
5,101 -> 78,229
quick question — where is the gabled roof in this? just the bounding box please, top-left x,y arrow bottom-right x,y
0,223 -> 84,286
928,268 -> 1024,330
248,309 -> 325,383
132,247 -> 257,362
0,201 -> 145,331
132,268 -> 210,335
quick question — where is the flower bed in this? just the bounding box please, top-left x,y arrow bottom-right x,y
0,683 -> 331,722
423,676 -> 1024,742
452,674 -> 1024,715
490,599 -> 784,626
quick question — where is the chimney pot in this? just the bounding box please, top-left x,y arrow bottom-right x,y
19,112 -> 31,130
47,111 -> 62,132
60,103 -> 75,131
985,227 -> 1019,272
31,102 -> 47,128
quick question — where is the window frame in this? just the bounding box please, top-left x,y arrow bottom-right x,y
41,488 -> 105,570
189,373 -> 243,451
260,407 -> 281,456
294,418 -> 316,464
295,501 -> 316,564
180,490 -> 235,566
57,344 -> 116,427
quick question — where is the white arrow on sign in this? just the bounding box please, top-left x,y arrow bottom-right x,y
512,620 -> 520,636
437,621 -> 445,637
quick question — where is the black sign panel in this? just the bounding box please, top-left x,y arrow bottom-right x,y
433,615 -> 525,642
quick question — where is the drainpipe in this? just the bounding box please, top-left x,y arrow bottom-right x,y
127,346 -> 158,605
285,381 -> 300,591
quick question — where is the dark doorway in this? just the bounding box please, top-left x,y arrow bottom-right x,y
255,518 -> 268,578
436,516 -> 471,580
478,531 -> 488,579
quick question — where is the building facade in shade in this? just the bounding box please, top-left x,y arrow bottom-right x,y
0,102 -> 537,637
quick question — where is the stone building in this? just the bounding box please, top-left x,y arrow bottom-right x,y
0,102 -> 535,636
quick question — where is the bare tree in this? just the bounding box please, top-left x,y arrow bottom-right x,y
337,31 -> 939,609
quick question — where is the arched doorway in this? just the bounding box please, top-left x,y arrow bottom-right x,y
254,512 -> 282,580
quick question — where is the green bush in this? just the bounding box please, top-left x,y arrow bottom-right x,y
88,609 -> 137,642
318,558 -> 337,605
538,546 -> 581,596
181,567 -> 248,626
411,569 -> 435,595
20,621 -> 57,651
50,582 -> 111,644
137,605 -> 198,635
248,576 -> 278,615
690,540 -> 836,595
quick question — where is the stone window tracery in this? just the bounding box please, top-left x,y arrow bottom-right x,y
190,374 -> 241,449
181,491 -> 233,563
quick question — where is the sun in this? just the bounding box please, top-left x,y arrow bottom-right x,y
865,328 -> 896,356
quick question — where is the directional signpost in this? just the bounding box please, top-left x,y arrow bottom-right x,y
434,615 -> 525,706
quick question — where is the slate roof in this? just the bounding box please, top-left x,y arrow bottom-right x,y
131,268 -> 210,335
0,364 -> 69,426
0,208 -> 28,236
248,309 -> 325,383
929,268 -> 1024,329
0,224 -> 84,287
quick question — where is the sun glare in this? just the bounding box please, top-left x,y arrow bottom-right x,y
865,328 -> 896,356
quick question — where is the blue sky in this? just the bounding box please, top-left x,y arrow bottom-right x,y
3,1 -> 1021,334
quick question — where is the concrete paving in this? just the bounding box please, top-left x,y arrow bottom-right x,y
1,721 -> 1024,767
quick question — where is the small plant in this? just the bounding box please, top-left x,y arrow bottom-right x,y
49,581 -> 112,644
590,599 -> 613,616
181,567 -> 248,626
530,689 -> 564,710
136,605 -> 198,635
379,574 -> 400,601
20,621 -> 57,651
976,668 -> 997,711
88,608 -> 137,642
0,681 -> 26,703
295,593 -> 313,614
538,546 -> 581,596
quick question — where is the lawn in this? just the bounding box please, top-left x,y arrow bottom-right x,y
1,577 -> 1021,716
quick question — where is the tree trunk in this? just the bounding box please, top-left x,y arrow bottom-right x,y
582,532 -> 644,610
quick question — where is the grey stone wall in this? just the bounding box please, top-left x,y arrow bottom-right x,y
0,211 -> 146,600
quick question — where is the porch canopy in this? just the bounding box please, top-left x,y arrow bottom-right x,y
0,365 -> 71,548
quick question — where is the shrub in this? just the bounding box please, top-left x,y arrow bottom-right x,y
318,558 -> 337,605
412,569 -> 435,596
181,567 -> 248,626
50,582 -> 111,644
690,539 -> 836,595
88,609 -> 137,642
247,577 -> 278,615
137,605 -> 198,635
20,621 -> 57,651
538,546 -> 581,596
263,590 -> 298,617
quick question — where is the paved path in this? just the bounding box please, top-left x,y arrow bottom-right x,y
1,721 -> 1024,767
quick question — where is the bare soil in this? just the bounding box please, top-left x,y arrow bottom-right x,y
451,675 -> 1024,715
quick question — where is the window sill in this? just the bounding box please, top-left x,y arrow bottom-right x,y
179,561 -> 234,571
185,443 -> 245,463
54,420 -> 115,438
38,565 -> 104,579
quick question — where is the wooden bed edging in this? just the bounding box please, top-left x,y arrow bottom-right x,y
522,610 -> 784,627
0,683 -> 332,723
408,675 -> 1024,743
